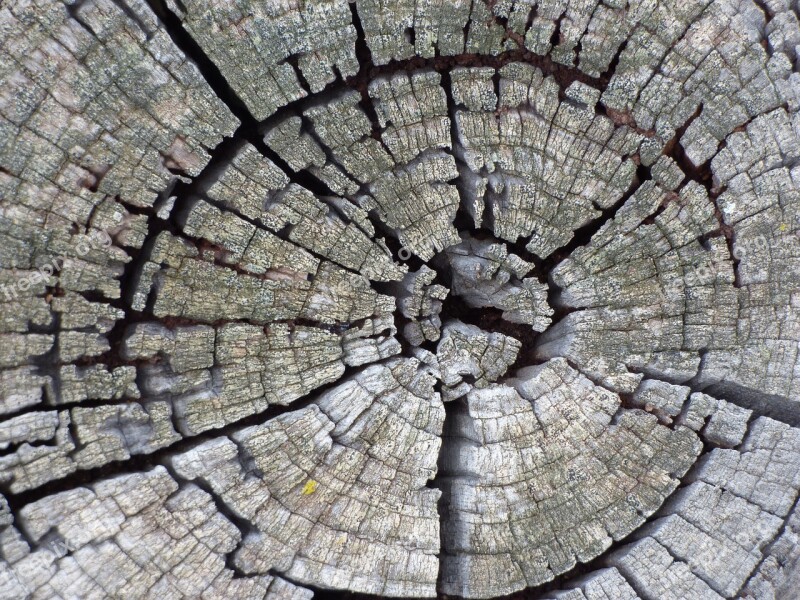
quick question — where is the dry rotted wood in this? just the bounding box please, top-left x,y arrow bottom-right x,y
1,0 -> 800,598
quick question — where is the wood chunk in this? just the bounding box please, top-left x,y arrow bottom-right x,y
0,412 -> 76,493
395,265 -> 449,345
608,537 -> 724,600
357,0 -> 503,64
444,233 -> 553,330
452,65 -> 638,258
301,92 -> 461,259
172,322 -> 347,435
436,320 -> 520,399
0,368 -> 50,416
152,257 -> 393,325
544,567 -> 641,600
70,402 -> 181,470
645,481 -> 782,596
701,108 -> 800,403
677,391 -> 752,447
341,315 -> 401,365
438,358 -> 701,597
631,379 -> 690,425
369,71 -> 451,164
263,186 -> 404,281
171,358 -> 443,597
1,467 -> 311,598
167,0 -> 357,119
690,417 -> 800,517
739,499 -> 800,599
540,181 -> 736,393
1,0 -> 237,208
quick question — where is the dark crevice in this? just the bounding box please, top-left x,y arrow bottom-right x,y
29,313 -> 63,407
441,68 -> 484,233
600,39 -> 628,82
640,189 -> 681,226
0,405 -> 273,512
463,0 -> 475,48
79,163 -> 111,193
281,53 -> 312,94
543,277 -> 584,344
347,1 -> 392,150
350,1 -> 373,74
343,50 -> 608,98
64,2 -> 99,38
538,162 -> 652,276
707,195 -> 741,287
429,395 -> 479,593
752,0 -> 775,25
265,570 -> 386,600
0,438 -> 61,459
365,208 -> 424,270
684,347 -> 710,391
550,11 -> 565,49
571,3 -> 604,70
143,0 -> 255,125
573,39 -> 583,66
111,0 -> 156,39
404,27 -> 416,47
702,381 -> 800,428
662,104 -> 710,190
522,6 -> 538,40
162,462 -> 253,578
482,0 -> 523,50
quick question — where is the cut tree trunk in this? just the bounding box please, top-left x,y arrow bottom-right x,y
1,0 -> 800,598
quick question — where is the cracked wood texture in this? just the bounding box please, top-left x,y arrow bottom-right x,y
1,0 -> 800,598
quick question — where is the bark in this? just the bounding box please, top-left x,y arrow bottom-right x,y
1,0 -> 799,598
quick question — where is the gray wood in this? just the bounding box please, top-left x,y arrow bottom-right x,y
1,0 -> 800,598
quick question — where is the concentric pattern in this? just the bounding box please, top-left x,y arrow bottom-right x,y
1,0 -> 800,598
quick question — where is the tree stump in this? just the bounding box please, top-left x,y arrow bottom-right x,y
1,0 -> 800,598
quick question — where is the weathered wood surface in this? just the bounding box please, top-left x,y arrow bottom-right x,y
1,0 -> 799,598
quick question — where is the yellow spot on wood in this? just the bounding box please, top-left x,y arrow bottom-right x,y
301,479 -> 318,495
780,223 -> 789,232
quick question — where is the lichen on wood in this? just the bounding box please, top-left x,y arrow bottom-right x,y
1,0 -> 800,598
